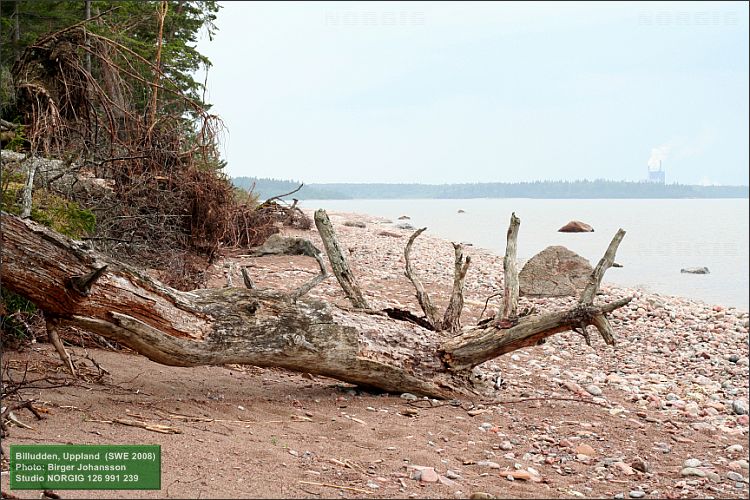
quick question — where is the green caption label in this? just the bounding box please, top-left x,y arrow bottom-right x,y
10,445 -> 160,490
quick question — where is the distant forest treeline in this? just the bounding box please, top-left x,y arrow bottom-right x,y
233,177 -> 749,201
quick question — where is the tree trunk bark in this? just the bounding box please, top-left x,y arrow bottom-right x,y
1,211 -> 632,398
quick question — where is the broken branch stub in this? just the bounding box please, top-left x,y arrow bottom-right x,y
313,209 -> 369,309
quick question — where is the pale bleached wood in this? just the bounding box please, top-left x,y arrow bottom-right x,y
404,228 -> 442,329
314,209 -> 369,309
46,317 -> 76,376
2,211 -> 633,398
501,212 -> 520,320
580,229 -> 626,304
441,243 -> 471,332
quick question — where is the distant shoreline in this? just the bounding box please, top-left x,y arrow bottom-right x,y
233,177 -> 749,201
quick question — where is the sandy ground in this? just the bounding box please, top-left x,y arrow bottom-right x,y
1,210 -> 748,499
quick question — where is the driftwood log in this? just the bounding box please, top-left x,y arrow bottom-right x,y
1,210 -> 632,398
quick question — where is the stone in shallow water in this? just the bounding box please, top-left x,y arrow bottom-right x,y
680,266 -> 710,274
558,220 -> 594,232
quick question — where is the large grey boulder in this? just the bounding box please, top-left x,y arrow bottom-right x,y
519,246 -> 593,297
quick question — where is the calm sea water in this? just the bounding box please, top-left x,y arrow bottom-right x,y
300,199 -> 749,310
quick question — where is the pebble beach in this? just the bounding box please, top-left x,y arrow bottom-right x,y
235,209 -> 750,498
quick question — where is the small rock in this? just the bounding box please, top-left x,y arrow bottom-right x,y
414,466 -> 439,483
685,402 -> 701,416
446,469 -> 462,480
400,393 -> 418,401
469,493 -> 495,500
575,444 -> 596,457
732,400 -> 748,415
343,221 -> 366,228
728,459 -> 749,470
438,475 -> 458,487
586,384 -> 603,397
726,444 -> 744,454
629,490 -> 645,499
631,457 -> 650,473
499,440 -> 513,451
506,470 -> 541,482
614,461 -> 635,475
681,467 -> 706,477
728,354 -> 741,363
683,458 -> 701,468
476,460 -> 501,469
680,267 -> 710,274
727,471 -> 745,482
614,494 -> 625,500
366,481 -> 380,489
707,472 -> 721,482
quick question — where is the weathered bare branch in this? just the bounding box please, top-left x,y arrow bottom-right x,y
264,184 -> 304,205
403,228 -> 442,329
440,298 -> 631,371
441,243 -> 471,332
580,229 -> 626,304
500,212 -> 520,320
590,313 -> 616,346
314,209 -> 369,309
289,252 -> 330,302
45,317 -> 76,376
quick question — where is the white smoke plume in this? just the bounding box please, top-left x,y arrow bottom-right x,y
647,144 -> 670,169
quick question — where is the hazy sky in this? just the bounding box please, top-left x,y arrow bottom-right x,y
197,1 -> 749,185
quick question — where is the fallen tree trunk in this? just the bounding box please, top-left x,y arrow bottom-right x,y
1,211 -> 632,398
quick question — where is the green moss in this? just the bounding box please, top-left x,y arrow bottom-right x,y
30,190 -> 96,238
1,180 -> 96,238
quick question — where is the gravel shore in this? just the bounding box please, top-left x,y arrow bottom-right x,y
215,209 -> 750,497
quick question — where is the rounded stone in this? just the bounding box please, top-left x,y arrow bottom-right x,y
727,471 -> 745,482
586,384 -> 603,397
683,458 -> 701,468
681,467 -> 706,477
629,490 -> 645,499
732,400 -> 748,415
